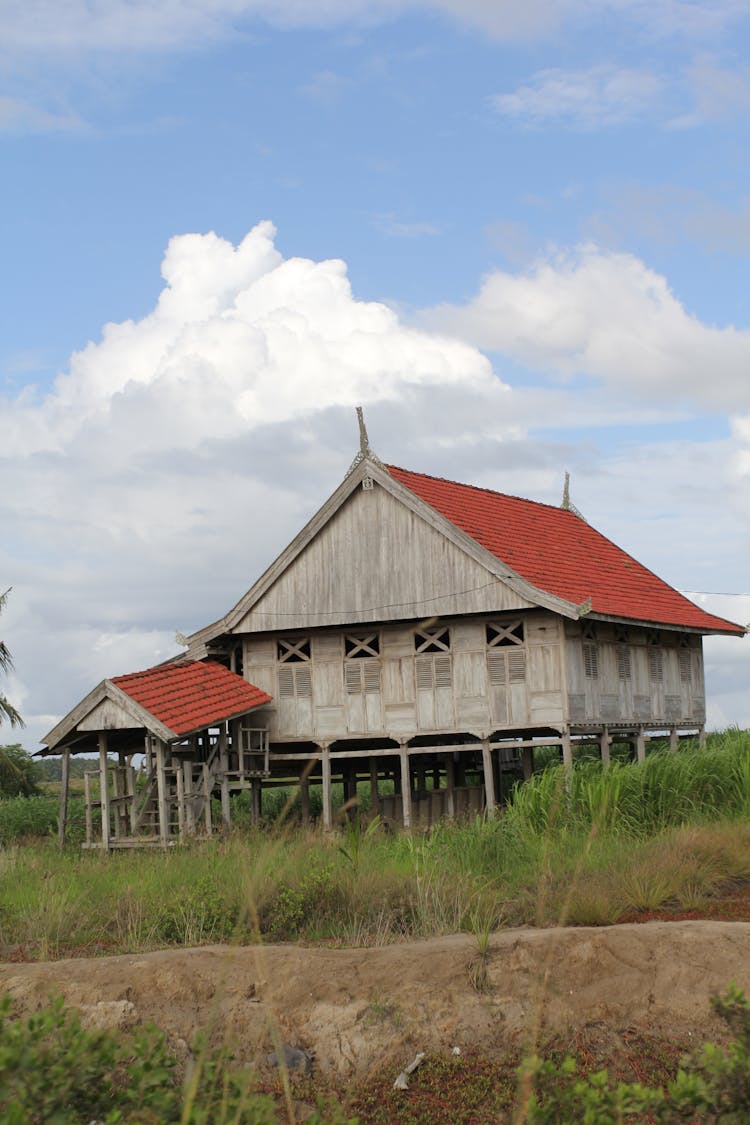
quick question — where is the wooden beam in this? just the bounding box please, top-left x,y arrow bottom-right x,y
98,733 -> 110,851
57,748 -> 70,850
175,767 -> 185,839
636,730 -> 646,763
203,763 -> 213,835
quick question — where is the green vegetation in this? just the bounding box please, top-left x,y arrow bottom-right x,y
0,744 -> 41,798
0,993 -> 352,1124
0,588 -> 23,730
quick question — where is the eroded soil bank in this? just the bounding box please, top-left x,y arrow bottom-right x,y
2,921 -> 749,1080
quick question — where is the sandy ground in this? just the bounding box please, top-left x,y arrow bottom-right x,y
2,922 -> 749,1078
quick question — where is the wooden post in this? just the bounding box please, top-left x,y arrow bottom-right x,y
445,754 -> 456,818
57,748 -> 70,850
481,739 -> 496,815
251,778 -> 262,824
321,745 -> 332,831
98,733 -> 111,851
300,774 -> 310,824
669,727 -> 679,752
111,761 -> 122,842
83,770 -> 93,846
127,765 -> 137,835
599,728 -> 611,767
522,747 -> 533,782
219,726 -> 231,830
202,763 -> 212,835
399,744 -> 412,829
561,731 -> 573,768
636,730 -> 646,763
155,740 -> 170,848
183,760 -> 195,834
369,759 -> 380,816
175,767 -> 185,838
698,727 -> 707,747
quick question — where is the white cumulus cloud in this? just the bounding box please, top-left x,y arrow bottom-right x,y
424,244 -> 750,410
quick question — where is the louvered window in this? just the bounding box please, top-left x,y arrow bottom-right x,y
583,642 -> 599,679
278,664 -> 312,698
679,650 -> 691,683
648,647 -> 664,684
344,659 -> 381,694
616,643 -> 632,681
415,653 -> 452,690
487,647 -> 526,685
277,637 -> 312,698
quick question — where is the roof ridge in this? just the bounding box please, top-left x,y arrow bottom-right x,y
386,463 -> 582,518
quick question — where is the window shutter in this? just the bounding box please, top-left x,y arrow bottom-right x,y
487,650 -> 506,686
507,650 -> 526,684
433,655 -> 452,688
415,655 -> 434,690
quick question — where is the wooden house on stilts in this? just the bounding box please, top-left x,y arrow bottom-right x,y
42,413 -> 745,847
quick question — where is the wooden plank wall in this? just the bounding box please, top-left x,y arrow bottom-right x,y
243,610 -> 565,741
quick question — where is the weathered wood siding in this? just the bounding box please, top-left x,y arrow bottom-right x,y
234,481 -> 535,633
243,609 -> 565,741
564,622 -> 705,725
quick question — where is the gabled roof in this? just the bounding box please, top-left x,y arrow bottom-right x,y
42,660 -> 272,753
111,660 -> 272,737
387,465 -> 745,636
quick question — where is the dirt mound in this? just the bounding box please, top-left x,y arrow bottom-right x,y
1,921 -> 749,1078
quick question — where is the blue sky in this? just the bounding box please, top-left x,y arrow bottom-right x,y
1,0 -> 748,746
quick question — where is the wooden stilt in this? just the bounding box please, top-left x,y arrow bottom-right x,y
183,760 -> 195,834
176,767 -> 186,838
84,770 -> 93,846
321,746 -> 332,831
481,739 -> 496,814
669,727 -> 679,752
111,761 -> 122,842
636,730 -> 646,763
219,726 -> 231,830
202,763 -> 213,835
522,747 -> 533,782
300,774 -> 310,824
368,759 -> 379,816
155,740 -> 169,848
399,744 -> 412,829
698,727 -> 706,747
561,731 -> 573,768
445,754 -> 456,818
58,748 -> 70,850
251,778 -> 262,824
98,733 -> 111,851
126,765 -> 137,835
600,728 -> 611,766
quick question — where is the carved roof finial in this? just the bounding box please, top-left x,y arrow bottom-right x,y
560,470 -> 587,522
345,406 -> 383,476
357,405 -> 371,458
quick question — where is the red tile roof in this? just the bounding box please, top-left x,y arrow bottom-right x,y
112,660 -> 272,738
387,465 -> 744,636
